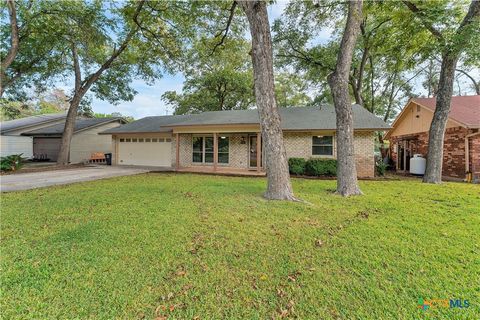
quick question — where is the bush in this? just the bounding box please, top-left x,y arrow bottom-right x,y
375,160 -> 388,176
305,159 -> 337,176
288,157 -> 306,175
0,154 -> 27,172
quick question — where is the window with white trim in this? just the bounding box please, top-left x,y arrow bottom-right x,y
192,136 -> 229,164
312,136 -> 333,156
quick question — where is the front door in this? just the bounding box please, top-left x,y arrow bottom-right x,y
249,135 -> 262,169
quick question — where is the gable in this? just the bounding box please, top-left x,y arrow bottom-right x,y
386,101 -> 461,138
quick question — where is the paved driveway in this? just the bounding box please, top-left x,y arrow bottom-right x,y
0,166 -> 151,192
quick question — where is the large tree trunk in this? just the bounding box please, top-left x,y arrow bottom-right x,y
328,0 -> 363,196
56,94 -> 83,165
238,0 -> 295,200
423,54 -> 458,183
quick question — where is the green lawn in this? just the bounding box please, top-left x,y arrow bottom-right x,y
1,173 -> 479,319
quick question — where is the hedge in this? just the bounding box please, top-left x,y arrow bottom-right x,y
288,158 -> 306,175
305,158 -> 337,176
288,158 -> 337,177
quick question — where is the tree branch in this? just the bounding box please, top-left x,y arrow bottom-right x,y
80,0 -> 145,94
212,2 -> 237,53
71,43 -> 81,93
456,68 -> 480,94
1,0 -> 20,71
402,0 -> 444,42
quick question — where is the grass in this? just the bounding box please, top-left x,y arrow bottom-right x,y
1,173 -> 479,319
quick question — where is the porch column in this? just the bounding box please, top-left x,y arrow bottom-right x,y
256,133 -> 261,172
213,132 -> 218,172
175,133 -> 180,170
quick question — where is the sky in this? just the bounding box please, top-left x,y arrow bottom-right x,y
92,2 -> 293,119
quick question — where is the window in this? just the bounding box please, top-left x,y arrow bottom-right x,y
145,138 -> 151,142
132,138 -> 137,142
166,138 -> 172,142
193,137 -> 203,163
125,138 -> 131,142
218,136 -> 229,163
192,136 -> 229,164
312,136 -> 333,156
139,138 -> 144,142
152,138 -> 158,142
120,138 -> 125,142
158,138 -> 165,142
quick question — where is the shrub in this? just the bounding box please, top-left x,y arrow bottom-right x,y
288,158 -> 306,175
375,160 -> 388,176
305,159 -> 337,176
0,154 -> 27,172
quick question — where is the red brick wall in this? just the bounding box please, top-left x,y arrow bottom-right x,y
389,127 -> 480,179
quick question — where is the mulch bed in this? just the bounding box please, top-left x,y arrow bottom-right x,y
0,163 -> 89,175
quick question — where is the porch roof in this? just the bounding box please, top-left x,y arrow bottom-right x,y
100,104 -> 390,135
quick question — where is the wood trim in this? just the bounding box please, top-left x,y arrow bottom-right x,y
256,134 -> 261,172
213,133 -> 218,172
175,133 -> 179,170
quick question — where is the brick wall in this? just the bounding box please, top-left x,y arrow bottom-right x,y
389,126 -> 479,179
353,131 -> 375,178
173,131 -> 376,177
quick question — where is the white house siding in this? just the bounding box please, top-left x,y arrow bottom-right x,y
69,122 -> 121,163
0,135 -> 33,158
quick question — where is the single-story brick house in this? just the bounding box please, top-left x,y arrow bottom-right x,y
0,113 -> 125,163
100,105 -> 390,178
385,95 -> 480,181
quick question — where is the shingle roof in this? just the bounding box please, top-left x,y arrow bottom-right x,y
0,113 -> 67,134
101,105 -> 390,134
22,117 -> 124,136
412,95 -> 480,128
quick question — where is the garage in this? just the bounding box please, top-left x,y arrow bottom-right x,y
118,137 -> 172,167
33,137 -> 62,161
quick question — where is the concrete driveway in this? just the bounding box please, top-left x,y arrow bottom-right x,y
0,166 -> 151,192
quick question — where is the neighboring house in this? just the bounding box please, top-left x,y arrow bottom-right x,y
100,105 -> 390,178
385,95 -> 480,181
0,113 -> 67,158
1,114 -> 125,163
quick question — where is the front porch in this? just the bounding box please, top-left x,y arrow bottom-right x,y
176,166 -> 266,176
174,131 -> 265,175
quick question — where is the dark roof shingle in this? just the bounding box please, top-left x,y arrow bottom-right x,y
101,105 -> 390,134
0,113 -> 67,134
22,117 -> 124,136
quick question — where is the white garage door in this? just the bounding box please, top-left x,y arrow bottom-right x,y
118,137 -> 172,167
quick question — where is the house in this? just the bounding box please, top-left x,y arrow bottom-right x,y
1,113 -> 67,158
1,114 -> 125,163
100,105 -> 390,178
385,95 -> 480,181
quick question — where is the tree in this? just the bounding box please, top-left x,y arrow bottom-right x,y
0,0 -> 19,97
48,0 -> 192,165
162,37 -> 255,114
237,0 -> 296,200
327,0 -> 363,196
403,0 -> 480,183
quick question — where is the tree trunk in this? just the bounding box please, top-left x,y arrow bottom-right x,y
238,0 -> 296,200
56,94 -> 83,165
423,54 -> 458,183
327,0 -> 363,196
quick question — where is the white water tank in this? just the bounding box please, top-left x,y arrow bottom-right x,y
410,154 -> 426,175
